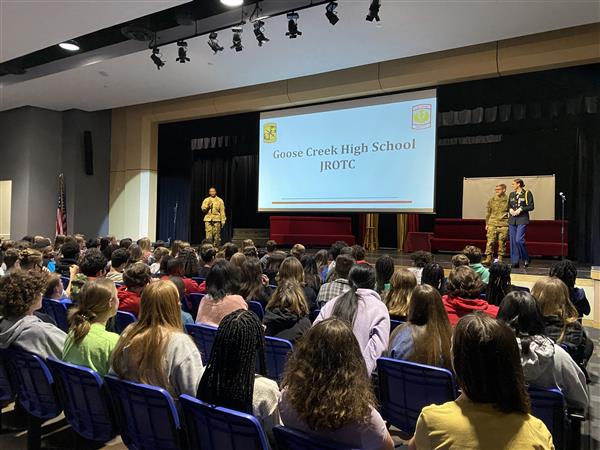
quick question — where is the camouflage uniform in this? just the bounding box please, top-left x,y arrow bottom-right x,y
484,194 -> 509,263
202,196 -> 226,247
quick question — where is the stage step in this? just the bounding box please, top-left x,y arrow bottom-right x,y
231,228 -> 270,247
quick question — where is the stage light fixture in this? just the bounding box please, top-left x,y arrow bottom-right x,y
150,47 -> 165,70
207,32 -> 224,54
253,20 -> 270,46
231,27 -> 243,52
325,2 -> 339,25
366,0 -> 381,22
286,12 -> 302,38
59,40 -> 80,51
176,40 -> 190,63
221,0 -> 243,6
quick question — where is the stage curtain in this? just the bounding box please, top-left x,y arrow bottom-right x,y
574,128 -> 600,264
396,213 -> 420,252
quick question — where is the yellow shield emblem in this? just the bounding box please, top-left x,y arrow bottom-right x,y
263,123 -> 277,143
412,104 -> 432,129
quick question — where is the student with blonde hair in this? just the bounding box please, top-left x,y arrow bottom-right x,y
264,280 -> 311,343
111,280 -> 204,397
62,278 -> 119,376
384,269 -> 417,321
137,237 -> 153,263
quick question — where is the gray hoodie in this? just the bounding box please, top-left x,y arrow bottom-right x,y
0,315 -> 67,358
517,335 -> 588,410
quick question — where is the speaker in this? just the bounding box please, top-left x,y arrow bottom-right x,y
83,130 -> 94,175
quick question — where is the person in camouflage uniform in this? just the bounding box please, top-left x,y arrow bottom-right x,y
483,184 -> 509,265
201,187 -> 226,247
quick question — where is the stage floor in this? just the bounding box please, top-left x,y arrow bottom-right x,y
364,248 -> 593,280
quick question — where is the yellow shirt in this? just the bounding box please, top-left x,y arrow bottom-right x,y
414,396 -> 554,450
201,196 -> 226,223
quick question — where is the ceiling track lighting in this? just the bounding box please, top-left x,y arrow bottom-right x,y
253,20 -> 269,46
325,2 -> 339,25
176,40 -> 190,63
220,0 -> 243,6
231,27 -> 243,52
286,12 -> 302,39
58,40 -> 80,51
207,32 -> 224,54
366,0 -> 381,22
150,46 -> 165,70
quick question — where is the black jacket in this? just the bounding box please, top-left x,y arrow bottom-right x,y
54,257 -> 79,277
508,190 -> 535,225
263,308 -> 311,344
544,315 -> 593,367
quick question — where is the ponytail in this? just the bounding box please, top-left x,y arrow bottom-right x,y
68,308 -> 97,344
67,278 -> 116,344
331,284 -> 360,326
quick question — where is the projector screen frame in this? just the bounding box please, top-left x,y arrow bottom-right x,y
257,88 -> 438,214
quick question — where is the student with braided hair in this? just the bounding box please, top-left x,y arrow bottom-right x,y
62,278 -> 119,376
196,309 -> 281,443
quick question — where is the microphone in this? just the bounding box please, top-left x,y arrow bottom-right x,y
559,192 -> 566,200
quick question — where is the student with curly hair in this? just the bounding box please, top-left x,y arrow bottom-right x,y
408,251 -> 433,284
62,278 -> 119,376
442,266 -> 497,326
117,263 -> 152,316
68,249 -> 108,303
280,318 -> 394,449
0,271 -> 66,358
549,259 -> 591,318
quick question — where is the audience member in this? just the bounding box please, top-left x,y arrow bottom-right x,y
314,249 -> 330,282
1,248 -> 20,276
421,262 -> 446,294
18,248 -> 48,273
278,256 -> 317,311
384,268 -> 417,321
260,240 -> 277,269
106,248 -> 129,283
532,276 -> 593,368
462,245 -> 490,284
137,237 -> 153,263
127,244 -> 143,265
375,255 -> 395,295
198,244 -> 217,278
170,239 -> 185,257
0,271 -> 66,358
230,251 -> 246,269
166,276 -> 195,326
178,247 -> 200,278
43,273 -> 68,300
86,238 -> 100,251
350,245 -> 368,264
408,251 -> 433,284
111,280 -> 204,397
409,313 -> 553,450
119,238 -> 132,250
316,254 -> 354,307
388,285 -> 452,370
241,239 -> 255,251
549,259 -> 591,317
280,318 -> 394,450
196,260 -> 246,326
68,249 -> 108,303
164,257 -> 201,294
301,254 -> 321,294
55,240 -> 81,277
264,280 -> 311,343
450,253 -> 470,269
102,243 -> 119,262
290,243 -> 306,260
150,247 -> 170,275
242,245 -> 259,259
54,234 -> 66,252
117,263 -> 152,316
325,241 -> 349,280
239,258 -> 272,307
62,278 -> 119,376
222,242 -> 239,260
264,250 -> 286,285
485,262 -> 528,306
314,264 -> 390,374
442,266 -> 497,326
497,291 -> 588,409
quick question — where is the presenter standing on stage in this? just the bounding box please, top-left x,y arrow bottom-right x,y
508,178 -> 534,268
202,187 -> 226,247
483,184 -> 509,265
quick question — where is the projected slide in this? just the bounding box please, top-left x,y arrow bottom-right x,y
258,89 -> 437,212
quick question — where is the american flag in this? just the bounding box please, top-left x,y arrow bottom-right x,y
55,173 -> 67,236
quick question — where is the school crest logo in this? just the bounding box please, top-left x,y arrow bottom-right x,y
412,104 -> 432,129
263,123 -> 277,143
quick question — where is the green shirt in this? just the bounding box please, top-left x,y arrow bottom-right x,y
62,323 -> 119,376
470,263 -> 490,285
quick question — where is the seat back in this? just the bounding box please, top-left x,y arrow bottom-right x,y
377,357 -> 457,435
185,323 -> 218,364
528,386 -> 566,450
46,358 -> 117,442
264,336 -> 293,382
0,350 -> 15,404
115,311 -> 137,334
188,293 -> 205,320
248,301 -> 264,320
104,375 -> 181,450
273,425 -> 357,450
4,349 -> 62,419
390,319 -> 404,333
180,394 -> 269,450
42,298 -> 70,332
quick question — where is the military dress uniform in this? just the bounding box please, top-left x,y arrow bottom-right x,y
484,194 -> 509,264
508,189 -> 535,266
201,196 -> 226,246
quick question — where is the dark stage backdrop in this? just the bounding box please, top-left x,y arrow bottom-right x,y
157,64 -> 600,263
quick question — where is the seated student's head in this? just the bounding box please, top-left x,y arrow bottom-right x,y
451,253 -> 470,269
265,240 -> 277,253
120,238 -> 133,250
0,271 -> 47,318
462,246 -> 483,265
375,255 -> 395,293
497,291 -> 546,343
79,249 -> 108,278
196,309 -> 265,412
314,249 -> 328,268
18,249 -> 44,272
137,237 -> 152,254
86,238 -> 101,250
549,259 -> 577,290
127,244 -> 143,265
229,252 -> 246,268
242,245 -> 258,259
44,273 -> 65,299
110,248 -> 130,273
411,251 -> 434,268
241,239 -> 255,251
102,243 -> 119,261
277,256 -> 305,284
100,237 -> 111,252
74,234 -> 86,250
54,235 -> 66,251
486,262 -> 512,306
123,263 -> 152,294
446,266 -> 484,299
60,240 -> 81,261
453,313 -> 530,414
421,262 -> 445,292
240,258 -> 263,289
332,254 -> 355,281
222,242 -> 239,261
351,245 -> 366,262
153,246 -> 170,265
290,243 -> 306,260
332,264 -> 375,324
531,276 -> 578,322
328,241 -> 348,262
385,268 -> 417,318
3,248 -> 21,271
68,278 -> 118,343
267,280 -> 309,316
206,260 -> 241,300
199,244 -> 216,266
168,276 -> 186,300
282,318 -> 377,429
166,256 -> 185,277
177,247 -> 199,278
111,280 -> 183,393
266,251 -> 286,274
